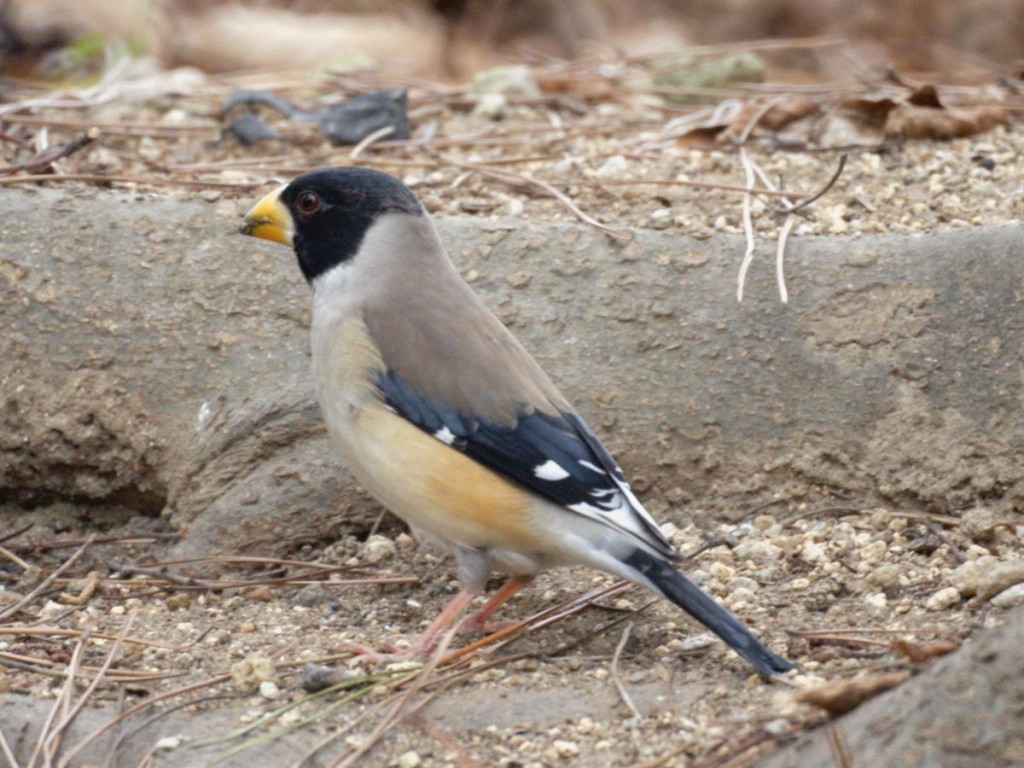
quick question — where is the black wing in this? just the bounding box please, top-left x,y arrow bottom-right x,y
377,368 -> 675,556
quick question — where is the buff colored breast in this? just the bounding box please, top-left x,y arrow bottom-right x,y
313,315 -> 544,553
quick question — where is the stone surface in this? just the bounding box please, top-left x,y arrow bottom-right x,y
1,187 -> 1022,557
755,607 -> 1024,768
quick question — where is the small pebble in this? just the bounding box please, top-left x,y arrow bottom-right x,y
246,586 -> 272,602
595,155 -> 628,178
800,541 -> 828,565
959,506 -> 1000,542
292,583 -> 328,607
259,680 -> 280,700
869,508 -> 893,528
860,540 -> 888,564
976,560 -> 1024,601
38,600 -> 65,620
362,534 -> 396,563
708,562 -> 735,581
950,556 -> 996,597
990,582 -> 1024,609
866,564 -> 902,590
397,751 -> 422,768
725,587 -> 756,609
864,592 -> 887,609
166,592 -> 192,610
728,576 -> 759,593
468,64 -> 541,98
302,663 -> 358,692
677,633 -> 716,654
230,655 -> 276,692
552,739 -> 580,757
472,92 -> 507,119
926,586 -> 961,612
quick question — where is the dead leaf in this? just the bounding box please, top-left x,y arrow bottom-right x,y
812,97 -> 896,147
246,585 -> 273,602
676,124 -> 729,147
793,670 -> 911,716
675,96 -> 820,147
886,103 -> 1008,140
675,84 -> 1005,149
537,75 -> 613,98
893,637 -> 961,662
759,95 -> 821,130
907,84 -> 944,108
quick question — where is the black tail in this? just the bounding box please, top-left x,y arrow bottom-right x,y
624,548 -> 794,676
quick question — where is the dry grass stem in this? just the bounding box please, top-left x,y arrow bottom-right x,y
0,174 -> 262,189
58,674 -> 233,766
775,213 -> 795,303
0,535 -> 96,622
349,125 -> 396,159
331,634 -> 453,768
0,545 -> 32,571
610,623 -> 643,721
0,130 -> 97,176
0,725 -> 20,768
737,146 -> 757,302
826,723 -> 853,767
0,626 -> 185,651
47,611 -> 139,768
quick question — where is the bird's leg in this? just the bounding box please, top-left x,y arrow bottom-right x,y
349,548 -> 495,664
463,575 -> 535,634
347,588 -> 478,665
404,588 -> 477,654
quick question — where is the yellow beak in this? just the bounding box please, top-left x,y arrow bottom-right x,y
240,184 -> 293,246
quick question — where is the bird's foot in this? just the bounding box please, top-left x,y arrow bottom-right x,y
344,635 -> 440,666
460,614 -> 517,636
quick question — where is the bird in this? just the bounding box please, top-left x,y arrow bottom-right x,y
240,166 -> 795,677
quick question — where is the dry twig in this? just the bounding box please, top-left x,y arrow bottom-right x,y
0,130 -> 97,176
0,535 -> 95,622
610,623 -> 643,721
737,147 -> 758,302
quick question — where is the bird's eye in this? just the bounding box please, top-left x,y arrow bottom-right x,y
296,190 -> 321,215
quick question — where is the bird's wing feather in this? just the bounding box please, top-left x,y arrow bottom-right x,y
376,368 -> 677,558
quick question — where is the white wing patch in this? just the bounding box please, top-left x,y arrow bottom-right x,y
534,459 -> 570,481
434,426 -> 457,445
578,460 -> 607,475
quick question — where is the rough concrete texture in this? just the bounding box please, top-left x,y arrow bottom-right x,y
1,186 -> 1020,556
758,605 -> 1024,768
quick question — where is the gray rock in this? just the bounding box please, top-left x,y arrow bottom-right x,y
755,606 -> 1024,768
1,187 -> 1022,558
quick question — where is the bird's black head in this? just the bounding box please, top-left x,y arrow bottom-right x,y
241,166 -> 423,283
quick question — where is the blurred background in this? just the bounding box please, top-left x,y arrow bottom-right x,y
2,0 -> 1022,81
